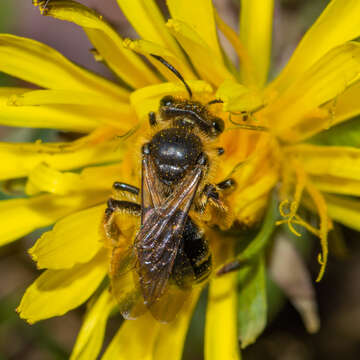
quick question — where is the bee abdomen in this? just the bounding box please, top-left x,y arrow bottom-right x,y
172,216 -> 212,287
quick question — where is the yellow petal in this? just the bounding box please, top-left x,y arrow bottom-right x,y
29,204 -> 106,269
42,0 -> 159,88
25,163 -> 82,196
0,164 -> 122,246
116,0 -> 188,64
311,175 -> 360,196
102,313 -> 161,360
70,290 -> 115,360
123,38 -> 196,82
86,28 -> 160,88
285,144 -> 360,181
102,289 -> 197,360
328,80 -> 360,127
284,80 -> 360,142
215,79 -> 264,112
166,19 -> 235,86
205,272 -> 241,360
2,87 -> 134,132
0,34 -> 126,100
240,0 -> 274,88
0,194 -> 99,247
153,291 -> 200,360
234,168 -> 279,215
214,11 -> 256,87
325,194 -> 360,231
0,131 -> 125,180
8,89 -> 129,110
263,42 -> 360,139
17,250 -> 107,324
131,80 -> 213,119
0,89 -> 99,132
268,0 -> 360,94
167,0 -> 223,61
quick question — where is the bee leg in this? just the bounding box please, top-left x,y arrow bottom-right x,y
198,184 -> 226,212
216,259 -> 242,276
197,178 -> 236,212
148,111 -> 157,127
217,178 -> 236,191
103,199 -> 141,246
112,181 -> 139,201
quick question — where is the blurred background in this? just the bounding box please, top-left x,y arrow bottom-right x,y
1,0 -> 360,359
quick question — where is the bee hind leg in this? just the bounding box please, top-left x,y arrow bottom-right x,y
103,199 -> 140,277
103,198 -> 141,246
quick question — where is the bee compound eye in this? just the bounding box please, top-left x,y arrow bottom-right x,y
212,117 -> 224,135
160,95 -> 175,107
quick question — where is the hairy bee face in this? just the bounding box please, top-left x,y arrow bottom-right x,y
159,95 -> 225,137
146,95 -> 225,186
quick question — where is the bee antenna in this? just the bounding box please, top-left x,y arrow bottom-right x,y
150,54 -> 192,99
44,0 -> 50,8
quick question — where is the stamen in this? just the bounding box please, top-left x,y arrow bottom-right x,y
305,181 -> 329,282
33,0 -> 50,15
277,161 -> 330,281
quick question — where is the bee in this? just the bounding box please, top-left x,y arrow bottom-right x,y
103,55 -> 236,322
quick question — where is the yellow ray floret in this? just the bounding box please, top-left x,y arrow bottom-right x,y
29,204 -> 106,269
205,271 -> 240,360
41,0 -> 159,88
269,0 -> 360,94
167,0 -> 223,61
240,0 -> 274,88
70,290 -> 115,360
17,251 -> 108,324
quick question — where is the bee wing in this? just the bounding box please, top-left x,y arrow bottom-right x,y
147,244 -> 197,322
136,164 -> 203,309
111,265 -> 193,322
110,268 -> 148,320
110,236 -> 197,322
141,154 -> 163,224
109,246 -> 136,277
148,283 -> 192,322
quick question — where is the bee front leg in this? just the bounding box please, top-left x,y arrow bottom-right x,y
197,178 -> 236,213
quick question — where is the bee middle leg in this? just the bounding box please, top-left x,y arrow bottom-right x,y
112,181 -> 139,201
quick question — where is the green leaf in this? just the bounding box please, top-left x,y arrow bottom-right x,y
237,254 -> 267,348
307,115 -> 360,147
240,192 -> 278,260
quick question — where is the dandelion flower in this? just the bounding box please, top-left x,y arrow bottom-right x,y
0,0 -> 360,358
